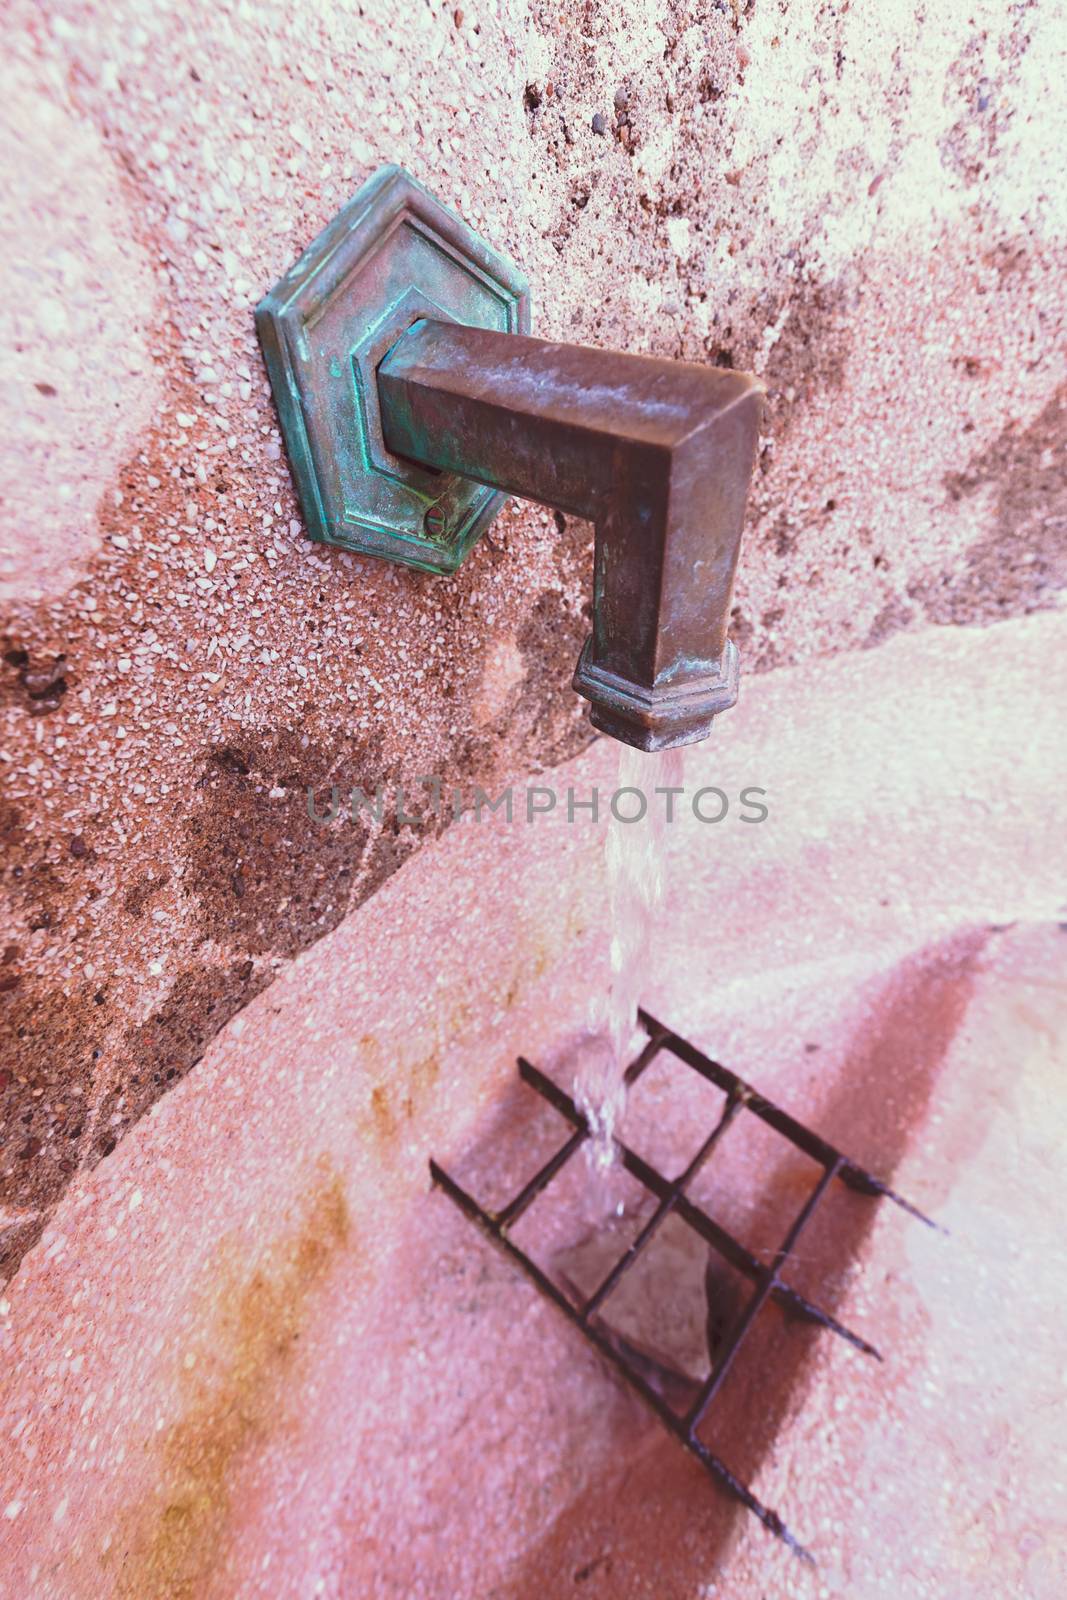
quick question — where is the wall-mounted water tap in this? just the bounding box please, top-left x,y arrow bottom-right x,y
257,166 -> 763,751
378,323 -> 761,749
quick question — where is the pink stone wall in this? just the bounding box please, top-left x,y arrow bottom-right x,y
0,3 -> 1065,1588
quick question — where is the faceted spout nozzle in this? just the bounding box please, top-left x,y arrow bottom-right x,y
572,638 -> 742,753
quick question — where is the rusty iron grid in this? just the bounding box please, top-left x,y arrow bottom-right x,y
430,1008 -> 936,1562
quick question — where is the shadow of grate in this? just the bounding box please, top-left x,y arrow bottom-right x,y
430,1008 -> 937,1562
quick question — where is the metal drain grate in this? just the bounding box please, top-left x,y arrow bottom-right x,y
430,1008 -> 936,1562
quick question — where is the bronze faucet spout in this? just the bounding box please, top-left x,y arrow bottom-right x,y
378,319 -> 763,750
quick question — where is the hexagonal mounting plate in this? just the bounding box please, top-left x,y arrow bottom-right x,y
255,165 -> 530,574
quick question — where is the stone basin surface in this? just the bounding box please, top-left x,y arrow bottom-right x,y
1,610 -> 1065,1599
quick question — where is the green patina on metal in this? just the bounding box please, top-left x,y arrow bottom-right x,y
255,165 -> 530,574
257,166 -> 763,751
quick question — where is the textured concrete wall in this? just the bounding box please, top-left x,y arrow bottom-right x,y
1,0 -> 1064,1278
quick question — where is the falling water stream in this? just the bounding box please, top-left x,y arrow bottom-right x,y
575,744 -> 685,1181
554,743 -> 736,1394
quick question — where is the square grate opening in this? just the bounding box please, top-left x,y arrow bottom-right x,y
430,1009 -> 935,1562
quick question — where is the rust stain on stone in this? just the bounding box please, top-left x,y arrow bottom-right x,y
369,1082 -> 398,1143
365,1047 -> 440,1152
107,1159 -> 352,1600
